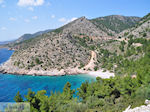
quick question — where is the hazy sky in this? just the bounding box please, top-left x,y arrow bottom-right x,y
0,0 -> 150,41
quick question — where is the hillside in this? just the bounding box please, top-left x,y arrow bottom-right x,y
91,15 -> 140,35
53,17 -> 113,40
0,14 -> 149,76
0,16 -> 114,75
94,13 -> 150,76
119,13 -> 150,38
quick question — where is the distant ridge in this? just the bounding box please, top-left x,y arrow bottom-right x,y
0,29 -> 53,46
0,40 -> 15,45
1,15 -> 140,46
15,29 -> 53,43
91,15 -> 141,35
119,13 -> 150,38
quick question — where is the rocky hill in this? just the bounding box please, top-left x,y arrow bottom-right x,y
0,14 -> 149,76
53,17 -> 113,40
0,16 -> 115,75
91,15 -> 140,35
123,105 -> 150,112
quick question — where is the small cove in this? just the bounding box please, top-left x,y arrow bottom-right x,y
0,48 -> 95,102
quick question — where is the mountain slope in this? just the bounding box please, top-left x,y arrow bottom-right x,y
53,16 -> 113,40
91,15 -> 141,35
0,16 -> 114,75
119,13 -> 150,38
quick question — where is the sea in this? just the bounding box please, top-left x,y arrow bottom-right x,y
0,48 -> 95,102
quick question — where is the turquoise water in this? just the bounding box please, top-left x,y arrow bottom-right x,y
0,48 -> 95,102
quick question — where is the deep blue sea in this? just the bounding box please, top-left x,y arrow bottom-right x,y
0,48 -> 95,102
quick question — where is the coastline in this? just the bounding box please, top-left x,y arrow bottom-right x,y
0,67 -> 115,78
0,59 -> 115,79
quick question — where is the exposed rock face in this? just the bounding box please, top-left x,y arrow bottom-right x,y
123,105 -> 150,112
123,100 -> 150,112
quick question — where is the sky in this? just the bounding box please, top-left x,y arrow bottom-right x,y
0,0 -> 150,41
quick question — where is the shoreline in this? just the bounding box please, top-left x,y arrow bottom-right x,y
0,68 -> 115,79
0,50 -> 115,79
0,60 -> 115,78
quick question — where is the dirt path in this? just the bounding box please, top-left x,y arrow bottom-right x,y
83,51 -> 96,70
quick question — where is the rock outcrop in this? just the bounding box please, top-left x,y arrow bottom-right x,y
123,100 -> 150,112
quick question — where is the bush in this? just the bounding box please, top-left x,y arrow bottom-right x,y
35,58 -> 43,64
94,66 -> 98,71
143,32 -> 147,37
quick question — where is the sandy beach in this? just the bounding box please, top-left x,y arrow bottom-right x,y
88,70 -> 115,78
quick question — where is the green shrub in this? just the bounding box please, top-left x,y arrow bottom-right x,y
35,58 -> 43,64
